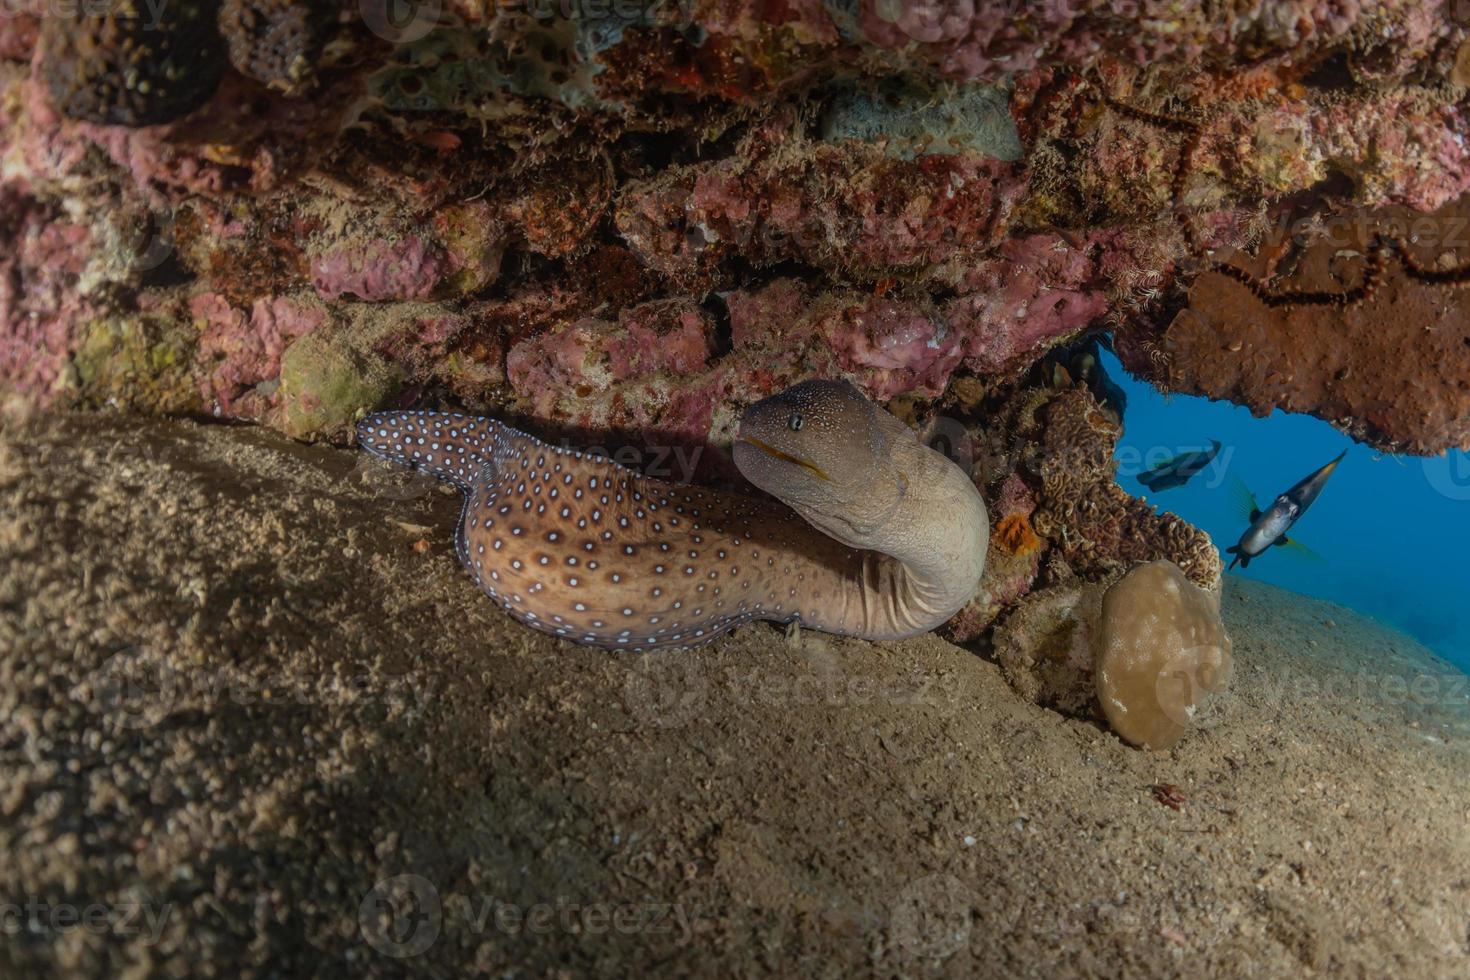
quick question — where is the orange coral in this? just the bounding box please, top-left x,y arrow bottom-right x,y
993,513 -> 1042,556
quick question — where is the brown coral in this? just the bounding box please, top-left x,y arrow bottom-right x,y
38,0 -> 224,126
1119,195 -> 1470,455
1030,386 -> 1222,590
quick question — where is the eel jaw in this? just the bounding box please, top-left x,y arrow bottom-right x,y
737,437 -> 831,482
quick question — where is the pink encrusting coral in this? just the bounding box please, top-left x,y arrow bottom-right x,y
618,137 -> 1026,283
17,76 -> 240,202
192,292 -> 326,417
501,227 -> 1117,452
0,0 -> 1467,483
726,283 -> 966,401
310,235 -> 451,303
0,189 -> 94,402
309,201 -> 506,303
506,302 -> 717,413
949,233 -> 1114,373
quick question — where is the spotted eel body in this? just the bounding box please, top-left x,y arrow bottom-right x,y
358,396 -> 987,651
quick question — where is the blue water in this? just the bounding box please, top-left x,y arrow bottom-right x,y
1102,348 -> 1470,674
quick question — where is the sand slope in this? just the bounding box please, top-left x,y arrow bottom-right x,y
1,413 -> 1467,978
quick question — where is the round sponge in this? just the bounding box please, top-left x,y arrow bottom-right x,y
219,0 -> 332,96
38,1 -> 224,127
1096,561 -> 1233,750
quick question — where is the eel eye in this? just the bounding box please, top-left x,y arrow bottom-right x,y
787,414 -> 803,432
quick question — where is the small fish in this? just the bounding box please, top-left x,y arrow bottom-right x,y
1226,450 -> 1345,570
1137,440 -> 1222,492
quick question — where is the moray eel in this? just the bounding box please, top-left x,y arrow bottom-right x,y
356,380 -> 989,651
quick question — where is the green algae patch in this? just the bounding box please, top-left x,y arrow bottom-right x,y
73,315 -> 199,413
279,332 -> 399,439
434,201 -> 505,298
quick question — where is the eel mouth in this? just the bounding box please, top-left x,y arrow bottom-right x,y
737,437 -> 830,482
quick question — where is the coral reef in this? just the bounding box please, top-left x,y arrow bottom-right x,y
1095,560 -> 1233,750
1029,386 -> 1222,590
944,352 -> 1220,644
1,0 -> 1467,652
4,1 -> 1465,437
613,128 -> 1026,286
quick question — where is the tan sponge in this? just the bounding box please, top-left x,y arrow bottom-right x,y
1095,561 -> 1233,749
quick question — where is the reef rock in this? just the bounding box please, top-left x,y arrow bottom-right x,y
988,556 -> 1233,751
1119,197 -> 1470,455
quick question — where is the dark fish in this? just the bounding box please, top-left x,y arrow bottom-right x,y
1226,451 -> 1345,570
1137,440 -> 1222,493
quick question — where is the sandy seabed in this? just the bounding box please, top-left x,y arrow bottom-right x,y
1,412 -> 1468,978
